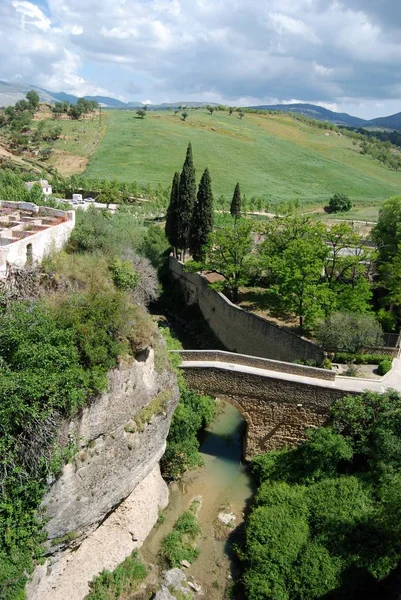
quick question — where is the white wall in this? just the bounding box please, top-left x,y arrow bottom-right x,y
0,203 -> 75,275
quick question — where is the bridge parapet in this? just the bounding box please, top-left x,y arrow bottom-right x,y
172,350 -> 335,381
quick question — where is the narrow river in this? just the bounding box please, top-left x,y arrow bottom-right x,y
141,400 -> 253,599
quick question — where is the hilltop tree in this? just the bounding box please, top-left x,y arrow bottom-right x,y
207,106 -> 214,115
230,182 -> 242,220
165,172 -> 180,257
181,111 -> 188,121
238,111 -> 245,120
176,143 -> 196,258
189,168 -> 214,261
26,90 -> 40,111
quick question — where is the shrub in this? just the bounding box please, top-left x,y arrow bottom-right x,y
316,312 -> 383,352
109,258 -> 139,291
161,503 -> 200,567
161,387 -> 216,479
86,551 -> 146,599
334,352 -> 391,364
139,225 -> 170,270
328,193 -> 352,213
67,207 -> 145,256
378,359 -> 392,376
321,358 -> 332,370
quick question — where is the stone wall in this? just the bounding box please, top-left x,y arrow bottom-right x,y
175,350 -> 335,381
170,257 -> 324,364
181,364 -> 349,458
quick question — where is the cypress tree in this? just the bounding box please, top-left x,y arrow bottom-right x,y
176,142 -> 196,258
165,171 -> 180,256
230,182 -> 242,221
189,167 -> 214,261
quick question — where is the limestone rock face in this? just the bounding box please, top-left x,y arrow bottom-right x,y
42,348 -> 178,548
26,347 -> 179,600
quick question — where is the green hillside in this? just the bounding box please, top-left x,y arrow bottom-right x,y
85,109 -> 401,209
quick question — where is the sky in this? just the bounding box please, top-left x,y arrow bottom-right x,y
1,0 -> 401,118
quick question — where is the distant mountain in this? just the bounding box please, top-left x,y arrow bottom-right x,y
46,90 -> 81,105
0,80 -> 55,106
0,82 -> 135,108
0,81 -> 400,131
366,112 -> 401,131
251,103 -> 368,127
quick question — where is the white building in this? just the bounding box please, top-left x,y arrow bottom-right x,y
0,201 -> 75,276
25,179 -> 53,197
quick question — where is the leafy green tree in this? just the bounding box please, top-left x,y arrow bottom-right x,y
29,182 -> 44,204
373,195 -> 401,263
328,192 -> 352,212
189,167 -> 214,261
26,90 -> 40,111
205,220 -> 253,303
315,312 -> 383,352
165,171 -> 180,256
68,104 -> 83,120
230,182 -> 242,220
176,143 -> 196,258
15,99 -> 30,112
181,111 -> 188,121
267,236 -> 330,328
136,109 -> 146,118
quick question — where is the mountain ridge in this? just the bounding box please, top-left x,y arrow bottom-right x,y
0,80 -> 400,130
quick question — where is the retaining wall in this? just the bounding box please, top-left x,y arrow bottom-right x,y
170,257 -> 324,364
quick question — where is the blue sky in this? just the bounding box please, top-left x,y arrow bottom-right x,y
1,0 -> 401,118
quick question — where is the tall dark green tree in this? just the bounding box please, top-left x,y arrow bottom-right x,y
176,142 -> 196,259
189,168 -> 214,261
230,182 -> 242,220
165,172 -> 180,257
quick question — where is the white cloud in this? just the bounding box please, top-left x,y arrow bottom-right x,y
0,0 -> 401,116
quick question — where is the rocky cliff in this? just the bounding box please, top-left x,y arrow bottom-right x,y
26,347 -> 179,600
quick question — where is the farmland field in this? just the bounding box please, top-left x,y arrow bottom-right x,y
83,109 -> 401,213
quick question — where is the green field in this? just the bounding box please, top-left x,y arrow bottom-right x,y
84,109 -> 401,211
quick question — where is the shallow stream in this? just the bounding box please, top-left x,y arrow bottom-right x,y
141,400 -> 253,599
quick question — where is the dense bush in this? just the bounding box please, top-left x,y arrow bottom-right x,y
161,502 -> 200,567
316,312 -> 384,352
161,386 -> 216,479
0,301 -> 95,597
241,390 -> 401,599
66,207 -> 146,256
328,192 -> 352,213
334,352 -> 392,364
378,359 -> 392,376
139,225 -> 171,270
86,551 -> 146,600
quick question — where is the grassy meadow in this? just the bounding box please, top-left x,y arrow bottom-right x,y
83,109 -> 401,213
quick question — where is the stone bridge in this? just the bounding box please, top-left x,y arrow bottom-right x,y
174,350 -> 401,459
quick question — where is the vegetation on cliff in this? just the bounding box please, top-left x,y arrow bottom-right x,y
240,390 -> 401,600
0,208 -> 165,599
